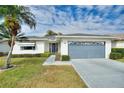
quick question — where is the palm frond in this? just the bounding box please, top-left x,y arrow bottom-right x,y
19,12 -> 36,29
0,5 -> 36,41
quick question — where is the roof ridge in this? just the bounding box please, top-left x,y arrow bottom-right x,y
62,33 -> 110,36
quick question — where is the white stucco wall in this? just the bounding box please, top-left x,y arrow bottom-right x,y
112,41 -> 124,48
105,40 -> 111,58
12,41 -> 45,54
60,38 -> 112,59
58,42 -> 61,53
44,42 -> 49,52
0,42 -> 10,53
12,37 -> 113,58
60,39 -> 68,55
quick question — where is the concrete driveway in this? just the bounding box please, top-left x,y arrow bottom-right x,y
71,59 -> 124,88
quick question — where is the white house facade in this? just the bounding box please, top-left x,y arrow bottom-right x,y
11,34 -> 121,59
1,33 -> 124,59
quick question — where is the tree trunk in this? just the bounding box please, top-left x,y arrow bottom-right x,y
5,35 -> 15,69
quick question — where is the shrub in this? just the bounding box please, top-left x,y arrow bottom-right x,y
41,52 -> 51,57
0,52 -> 7,57
109,52 -> 122,59
61,55 -> 70,61
12,52 -> 51,58
111,48 -> 124,57
12,54 -> 41,58
0,52 -> 3,57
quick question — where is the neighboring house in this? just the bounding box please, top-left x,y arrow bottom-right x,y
111,34 -> 124,48
11,33 -> 124,59
0,40 -> 10,53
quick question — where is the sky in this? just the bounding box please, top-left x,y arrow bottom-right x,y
17,5 -> 124,36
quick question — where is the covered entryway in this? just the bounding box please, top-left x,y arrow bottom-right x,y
68,41 -> 105,59
49,43 -> 58,53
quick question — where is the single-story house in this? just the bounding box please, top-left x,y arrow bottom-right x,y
10,33 -> 124,59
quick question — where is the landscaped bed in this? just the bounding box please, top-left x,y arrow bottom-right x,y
117,58 -> 124,63
0,57 -> 86,88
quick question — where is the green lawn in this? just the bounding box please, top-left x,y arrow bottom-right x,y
0,57 -> 86,88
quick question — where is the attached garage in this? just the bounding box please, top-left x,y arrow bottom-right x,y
68,41 -> 105,59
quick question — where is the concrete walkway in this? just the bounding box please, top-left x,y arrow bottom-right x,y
43,55 -> 55,65
71,59 -> 124,88
43,55 -> 71,65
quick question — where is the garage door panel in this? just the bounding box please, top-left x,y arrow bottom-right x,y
88,46 -> 105,58
68,41 -> 105,59
69,46 -> 88,58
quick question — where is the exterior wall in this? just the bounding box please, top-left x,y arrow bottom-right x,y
105,40 -> 111,58
58,42 -> 61,53
36,41 -> 45,53
44,42 -> 49,52
0,42 -> 10,53
60,39 -> 68,55
60,38 -> 112,59
112,41 -> 124,48
12,37 -> 113,58
111,41 -> 116,48
12,41 -> 45,54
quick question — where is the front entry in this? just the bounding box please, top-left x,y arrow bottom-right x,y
49,43 -> 58,53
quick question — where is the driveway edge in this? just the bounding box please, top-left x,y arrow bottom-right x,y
71,63 -> 91,88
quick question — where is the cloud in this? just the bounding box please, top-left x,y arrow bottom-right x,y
21,5 -> 124,36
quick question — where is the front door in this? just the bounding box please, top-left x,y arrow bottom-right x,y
49,43 -> 58,53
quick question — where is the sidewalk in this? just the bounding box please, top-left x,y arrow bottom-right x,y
43,55 -> 71,66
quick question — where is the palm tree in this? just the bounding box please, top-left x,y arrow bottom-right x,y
45,30 -> 63,36
45,30 -> 58,36
0,6 -> 36,68
0,24 -> 26,46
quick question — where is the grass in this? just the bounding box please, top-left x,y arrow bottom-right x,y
116,58 -> 124,63
0,57 -> 86,88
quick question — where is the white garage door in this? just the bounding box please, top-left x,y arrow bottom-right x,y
68,41 -> 105,59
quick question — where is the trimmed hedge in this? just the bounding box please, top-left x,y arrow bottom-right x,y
61,55 -> 70,61
12,54 -> 41,58
12,52 -> 51,58
111,48 -> 124,57
109,52 -> 122,59
41,52 -> 51,57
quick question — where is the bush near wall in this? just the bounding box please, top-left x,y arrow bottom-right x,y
61,55 -> 70,61
110,52 -> 122,59
12,54 -> 41,58
111,48 -> 124,56
0,52 -> 4,57
41,52 -> 51,57
0,52 -> 8,57
12,52 -> 51,58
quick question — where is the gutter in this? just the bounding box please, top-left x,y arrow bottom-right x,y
56,35 -> 117,39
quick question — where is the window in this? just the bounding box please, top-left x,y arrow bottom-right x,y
20,46 -> 35,50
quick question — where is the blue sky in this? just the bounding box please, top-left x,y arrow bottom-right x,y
21,5 -> 124,36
